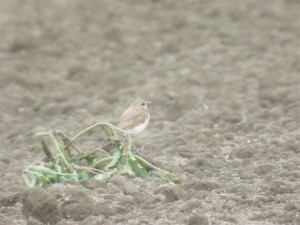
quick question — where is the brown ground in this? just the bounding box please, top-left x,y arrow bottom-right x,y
0,0 -> 299,224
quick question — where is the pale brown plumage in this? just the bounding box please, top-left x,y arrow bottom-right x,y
117,99 -> 151,136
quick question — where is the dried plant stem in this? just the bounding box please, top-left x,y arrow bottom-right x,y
91,156 -> 114,168
40,138 -> 53,161
72,165 -> 106,174
66,123 -> 102,148
49,133 -> 74,172
24,122 -> 181,187
65,123 -> 123,148
135,155 -> 181,183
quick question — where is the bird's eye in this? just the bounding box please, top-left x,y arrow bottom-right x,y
141,102 -> 145,106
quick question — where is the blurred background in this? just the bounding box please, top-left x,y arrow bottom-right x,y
0,0 -> 299,224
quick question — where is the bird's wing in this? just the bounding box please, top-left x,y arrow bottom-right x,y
117,107 -> 148,130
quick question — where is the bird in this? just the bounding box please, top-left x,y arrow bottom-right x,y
117,99 -> 151,137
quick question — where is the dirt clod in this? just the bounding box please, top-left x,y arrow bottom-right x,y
188,213 -> 209,225
21,188 -> 61,224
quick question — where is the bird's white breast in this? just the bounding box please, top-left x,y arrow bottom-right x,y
127,116 -> 150,137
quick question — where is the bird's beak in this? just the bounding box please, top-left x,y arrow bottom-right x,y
147,101 -> 153,105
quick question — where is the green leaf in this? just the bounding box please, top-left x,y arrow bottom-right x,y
108,135 -> 119,142
103,126 -> 115,138
120,160 -> 135,176
72,153 -> 83,165
69,171 -> 80,181
26,165 -> 61,176
105,147 -> 122,169
87,152 -> 98,161
91,158 -> 98,166
128,153 -> 149,178
23,166 -> 61,185
85,153 -> 98,164
35,132 -> 50,137
91,157 -> 112,168
54,161 -> 64,173
29,171 -> 50,187
93,174 -> 110,183
22,171 -> 37,187
78,171 -> 90,181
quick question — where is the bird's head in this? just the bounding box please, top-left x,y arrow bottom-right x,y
131,99 -> 152,109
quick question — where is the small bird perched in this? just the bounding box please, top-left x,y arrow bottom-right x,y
117,99 -> 151,137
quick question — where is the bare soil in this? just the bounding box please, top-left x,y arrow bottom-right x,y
0,0 -> 299,224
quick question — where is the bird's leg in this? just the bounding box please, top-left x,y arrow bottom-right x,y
127,133 -> 132,153
130,140 -> 145,155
